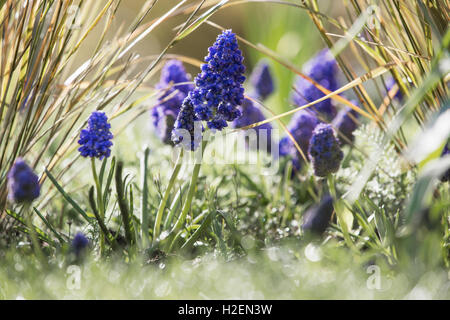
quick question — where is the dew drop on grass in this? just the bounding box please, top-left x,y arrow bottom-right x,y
304,243 -> 322,262
267,247 -> 280,261
159,231 -> 169,241
241,235 -> 255,250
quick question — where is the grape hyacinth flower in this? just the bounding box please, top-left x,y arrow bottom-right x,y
152,60 -> 193,144
308,123 -> 343,177
189,30 -> 246,131
292,49 -> 338,120
71,232 -> 89,257
78,111 -> 113,160
441,144 -> 450,183
278,110 -> 320,170
232,98 -> 272,152
302,195 -> 334,236
250,60 -> 274,100
172,97 -> 203,151
332,103 -> 360,145
7,158 -> 40,204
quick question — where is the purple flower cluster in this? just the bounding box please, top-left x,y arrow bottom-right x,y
172,97 -> 203,151
292,49 -> 338,120
152,60 -> 193,144
302,195 -> 334,235
231,60 -> 275,151
7,158 -> 40,204
78,111 -> 113,160
233,98 -> 273,151
332,102 -> 359,145
250,60 -> 274,100
189,30 -> 246,131
308,123 -> 343,177
278,110 -> 320,170
72,232 -> 89,256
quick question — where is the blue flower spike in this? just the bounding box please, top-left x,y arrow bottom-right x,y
71,232 -> 89,257
308,123 -> 343,177
189,30 -> 246,131
292,49 -> 338,120
172,97 -> 203,151
7,158 -> 40,204
278,110 -> 320,170
78,111 -> 113,160
233,98 -> 272,151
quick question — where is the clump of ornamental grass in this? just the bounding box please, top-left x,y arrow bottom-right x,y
0,0 -> 199,239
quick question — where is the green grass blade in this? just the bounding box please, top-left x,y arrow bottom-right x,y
45,169 -> 92,223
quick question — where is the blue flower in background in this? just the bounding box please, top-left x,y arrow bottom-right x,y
332,102 -> 360,145
278,110 -> 320,170
441,144 -> 450,182
250,60 -> 274,100
292,49 -> 338,120
172,97 -> 203,151
189,30 -> 246,131
153,108 -> 177,145
7,158 -> 40,204
71,232 -> 89,256
152,60 -> 193,144
78,111 -> 113,160
233,98 -> 273,152
302,195 -> 334,236
308,123 -> 343,177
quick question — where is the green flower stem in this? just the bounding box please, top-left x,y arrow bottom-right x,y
91,158 -> 105,255
180,211 -> 214,254
23,204 -> 46,267
141,147 -> 150,248
327,174 -> 356,251
167,140 -> 207,250
153,149 -> 183,245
